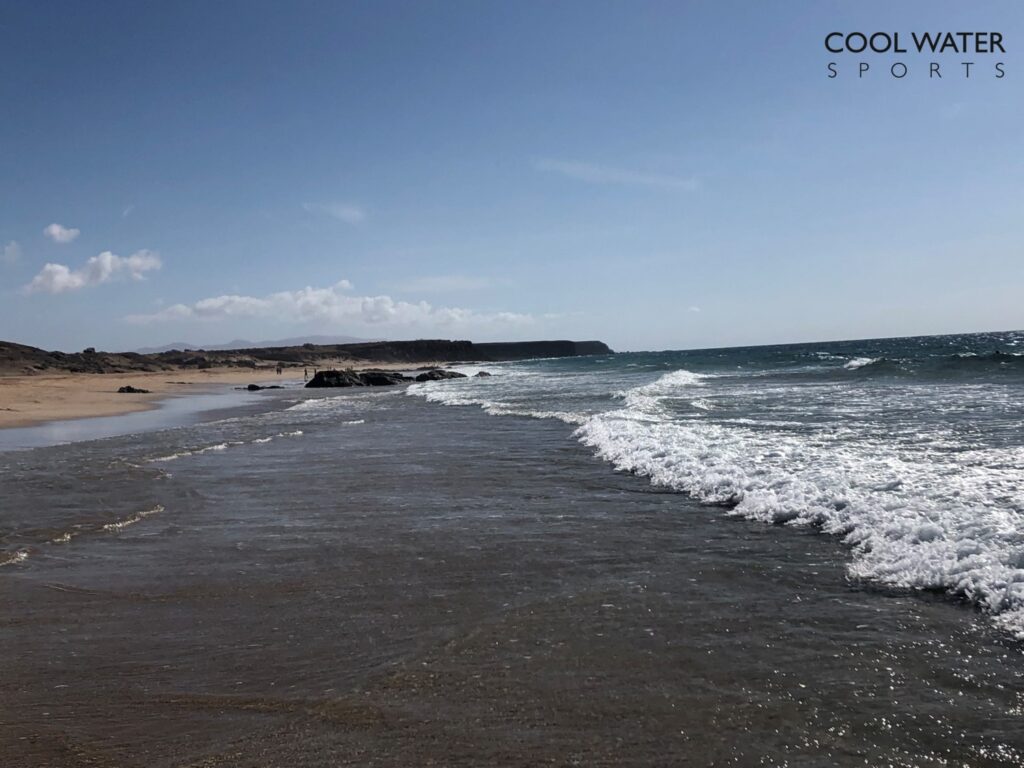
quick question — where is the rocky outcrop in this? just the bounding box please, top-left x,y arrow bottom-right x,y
305,369 -> 411,388
360,370 -> 411,386
117,385 -> 150,394
1,338 -> 612,377
413,369 -> 468,382
474,371 -> 492,377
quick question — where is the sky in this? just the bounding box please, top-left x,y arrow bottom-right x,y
1,0 -> 1021,352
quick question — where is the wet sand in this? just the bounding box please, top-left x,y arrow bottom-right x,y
0,361 -> 440,428
2,392 -> 1022,766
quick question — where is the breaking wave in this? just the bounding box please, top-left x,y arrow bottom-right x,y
575,370 -> 1024,637
410,356 -> 1024,639
150,432 -> 303,462
102,504 -> 165,532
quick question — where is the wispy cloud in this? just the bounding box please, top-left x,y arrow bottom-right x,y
43,222 -> 81,243
126,280 -> 533,330
534,159 -> 698,190
395,275 -> 493,293
688,305 -> 701,313
302,202 -> 366,224
2,240 -> 21,266
122,205 -> 135,218
25,250 -> 161,294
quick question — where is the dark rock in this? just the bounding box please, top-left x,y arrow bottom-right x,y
305,369 -> 412,388
474,371 -> 492,377
244,384 -> 285,391
306,370 -> 362,388
414,369 -> 468,382
117,385 -> 150,394
359,369 -> 412,386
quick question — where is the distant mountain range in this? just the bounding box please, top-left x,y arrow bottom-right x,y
134,334 -> 375,354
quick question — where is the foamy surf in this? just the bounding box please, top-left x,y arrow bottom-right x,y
409,344 -> 1024,640
150,432 -> 303,462
0,549 -> 30,567
151,442 -> 235,462
576,383 -> 1024,637
102,504 -> 165,532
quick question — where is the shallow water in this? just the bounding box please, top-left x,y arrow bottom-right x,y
2,372 -> 1024,765
0,386 -> 284,452
414,331 -> 1024,640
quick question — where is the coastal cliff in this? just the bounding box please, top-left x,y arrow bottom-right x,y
0,339 -> 613,376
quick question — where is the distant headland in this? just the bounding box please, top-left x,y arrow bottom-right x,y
0,338 -> 613,377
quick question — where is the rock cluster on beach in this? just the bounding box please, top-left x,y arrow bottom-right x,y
305,368 -> 470,388
116,385 -> 150,394
413,369 -> 468,382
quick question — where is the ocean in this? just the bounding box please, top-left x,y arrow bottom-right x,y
2,330 -> 1023,766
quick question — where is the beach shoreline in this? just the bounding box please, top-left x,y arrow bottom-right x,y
0,360 -> 439,429
4,385 -> 1021,766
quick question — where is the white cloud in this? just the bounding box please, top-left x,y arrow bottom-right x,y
43,223 -> 81,243
25,250 -> 161,294
303,202 -> 366,224
122,205 -> 135,218
126,279 -> 534,330
2,240 -> 21,266
535,159 -> 698,190
688,305 -> 701,313
395,275 -> 493,293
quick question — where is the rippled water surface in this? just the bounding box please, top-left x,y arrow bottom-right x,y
2,332 -> 1024,766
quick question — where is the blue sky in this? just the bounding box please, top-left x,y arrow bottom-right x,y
1,1 -> 1021,352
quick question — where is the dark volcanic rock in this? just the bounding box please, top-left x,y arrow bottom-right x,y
474,371 -> 492,377
117,385 -> 150,394
306,370 -> 363,388
414,369 -> 468,382
359,370 -> 412,386
244,384 -> 284,391
305,369 -> 411,388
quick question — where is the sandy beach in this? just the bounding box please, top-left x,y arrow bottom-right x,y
0,361 -> 439,429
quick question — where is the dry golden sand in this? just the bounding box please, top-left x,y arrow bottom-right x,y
0,360 -> 440,429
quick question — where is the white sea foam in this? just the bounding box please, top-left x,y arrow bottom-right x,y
576,386 -> 1024,636
0,549 -> 30,566
409,374 -> 590,424
150,432 -> 299,463
618,369 -> 708,412
406,355 -> 1024,638
287,397 -> 331,412
253,430 -> 305,443
102,504 -> 165,532
151,442 -> 236,462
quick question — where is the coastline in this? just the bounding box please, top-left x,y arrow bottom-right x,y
0,360 -> 439,429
